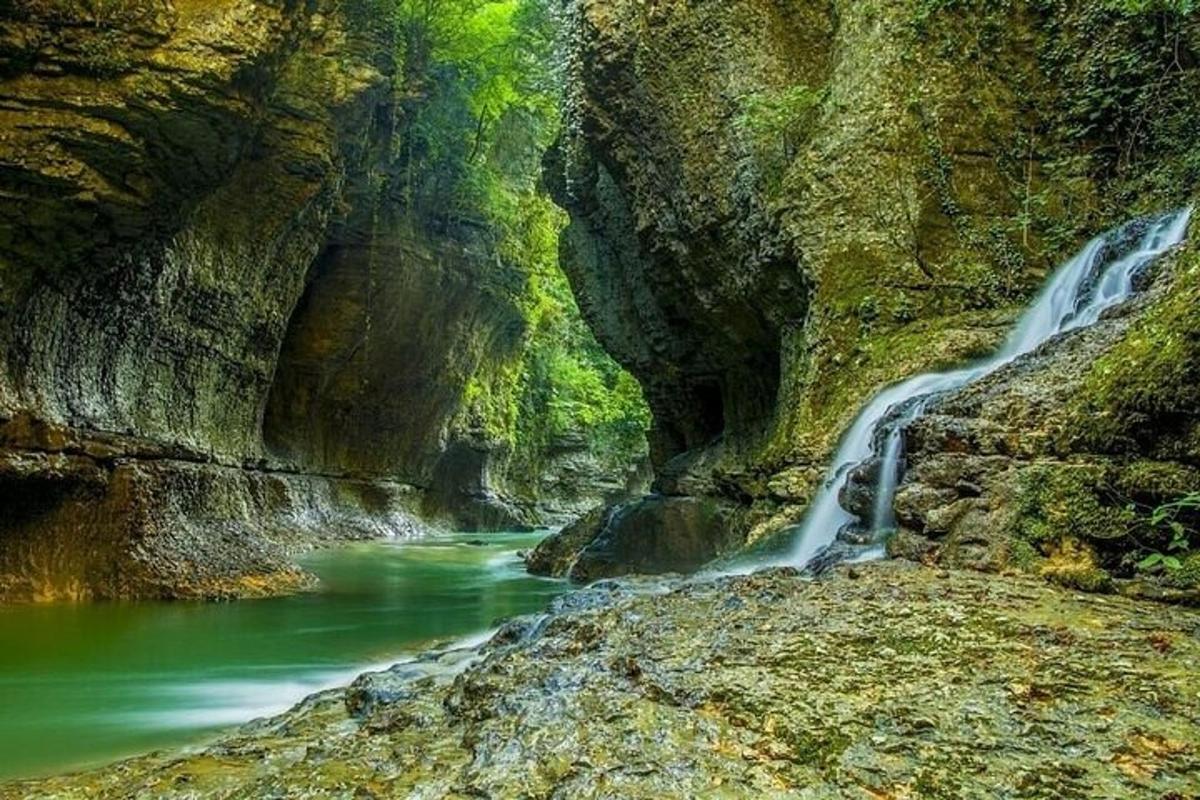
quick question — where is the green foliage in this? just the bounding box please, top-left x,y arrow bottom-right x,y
394,0 -> 559,227
472,184 -> 651,482
386,0 -> 650,490
1105,0 -> 1197,13
909,0 -> 1013,37
908,0 -> 1198,225
1038,0 -> 1200,207
1014,464 -> 1137,549
1139,551 -> 1184,570
511,195 -> 650,475
1134,492 -> 1199,573
738,85 -> 824,158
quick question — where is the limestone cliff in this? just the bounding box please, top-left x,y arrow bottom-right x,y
541,0 -> 1200,592
0,0 -> 647,601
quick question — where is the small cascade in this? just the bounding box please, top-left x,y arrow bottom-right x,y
783,207 -> 1193,570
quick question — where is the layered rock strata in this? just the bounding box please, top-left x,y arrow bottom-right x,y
0,0 -> 642,600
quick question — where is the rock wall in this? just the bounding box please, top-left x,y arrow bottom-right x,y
260,214 -> 534,528
0,0 -> 386,457
0,0 -> 645,600
0,0 -> 414,599
543,0 -> 1200,585
264,220 -> 508,477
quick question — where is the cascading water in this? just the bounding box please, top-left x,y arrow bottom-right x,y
783,207 -> 1193,570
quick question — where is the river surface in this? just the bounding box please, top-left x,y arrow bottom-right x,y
0,530 -> 566,782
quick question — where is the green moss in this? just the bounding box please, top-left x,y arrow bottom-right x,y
1070,247 -> 1200,457
1012,463 -> 1137,546
1007,537 -> 1045,573
1170,552 -> 1200,589
779,727 -> 852,768
1112,460 -> 1200,500
75,30 -> 135,75
736,84 -> 825,196
1037,537 -> 1116,593
1008,460 -> 1200,590
1047,563 -> 1115,593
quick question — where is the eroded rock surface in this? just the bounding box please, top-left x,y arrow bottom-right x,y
546,0 -> 1200,580
0,0 -> 647,599
0,0 -> 419,599
8,563 -> 1199,798
892,240 -> 1200,601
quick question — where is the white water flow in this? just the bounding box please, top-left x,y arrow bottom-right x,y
785,207 -> 1193,569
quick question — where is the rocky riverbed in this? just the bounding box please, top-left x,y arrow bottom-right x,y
8,562 -> 1198,799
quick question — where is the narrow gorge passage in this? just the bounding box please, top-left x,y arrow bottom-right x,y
3,1 -> 1200,797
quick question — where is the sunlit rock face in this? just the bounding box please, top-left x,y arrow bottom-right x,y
0,0 -> 373,458
545,0 -> 1200,584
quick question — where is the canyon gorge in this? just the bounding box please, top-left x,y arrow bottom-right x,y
1,0 -> 1199,796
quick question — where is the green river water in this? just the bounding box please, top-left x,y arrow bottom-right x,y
0,530 -> 566,782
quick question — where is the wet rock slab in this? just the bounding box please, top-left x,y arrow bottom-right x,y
7,562 -> 1200,798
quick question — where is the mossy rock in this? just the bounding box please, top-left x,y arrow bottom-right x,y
1012,462 -> 1136,547
1038,538 -> 1115,594
1169,552 -> 1200,590
1069,246 -> 1200,459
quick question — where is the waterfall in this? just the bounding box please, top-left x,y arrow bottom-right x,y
783,207 -> 1193,570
